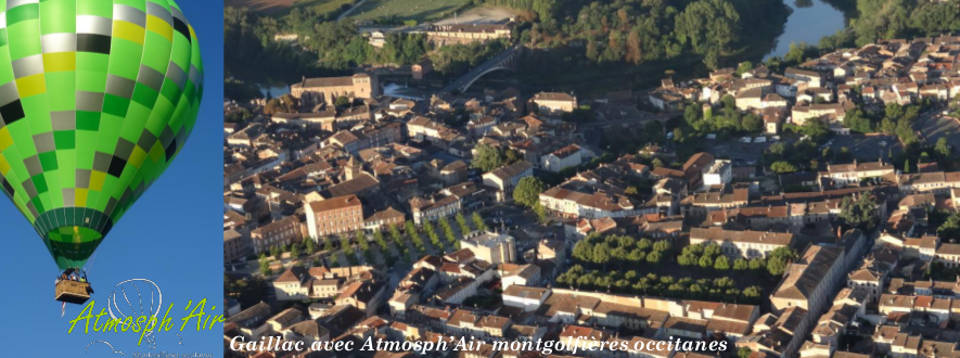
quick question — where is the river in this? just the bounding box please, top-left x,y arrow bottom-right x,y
764,0 -> 846,60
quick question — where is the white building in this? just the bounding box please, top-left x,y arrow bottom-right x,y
702,159 -> 732,188
689,227 -> 794,258
502,285 -> 551,312
531,92 -> 577,114
460,231 -> 517,265
482,161 -> 533,201
540,144 -> 585,172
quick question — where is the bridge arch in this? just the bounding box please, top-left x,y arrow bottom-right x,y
456,66 -> 515,93
441,46 -> 522,94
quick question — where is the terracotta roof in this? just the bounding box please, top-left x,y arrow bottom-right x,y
773,245 -> 843,300
309,194 -> 362,212
486,161 -> 533,181
295,76 -> 355,88
533,92 -> 576,102
690,227 -> 793,246
551,144 -> 581,159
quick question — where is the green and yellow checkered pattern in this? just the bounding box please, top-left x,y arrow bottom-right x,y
0,0 -> 203,269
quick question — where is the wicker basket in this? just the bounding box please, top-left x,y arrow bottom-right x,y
55,280 -> 92,304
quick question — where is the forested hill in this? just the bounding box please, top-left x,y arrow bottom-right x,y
816,0 -> 960,51
226,0 -> 793,98
491,0 -> 791,93
489,0 -> 790,69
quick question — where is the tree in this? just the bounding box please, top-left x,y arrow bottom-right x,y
652,158 -> 664,168
514,177 -> 546,208
455,213 -> 471,235
843,108 -> 873,133
471,144 -> 506,172
406,223 -> 424,251
472,212 -> 488,232
938,213 -> 960,241
714,255 -> 730,270
674,0 -> 742,68
935,137 -> 952,158
652,240 -> 671,253
593,243 -> 611,265
910,2 -> 960,36
784,42 -> 809,65
738,347 -> 753,358
743,285 -> 762,298
389,224 -> 404,246
770,160 -> 797,174
646,251 -> 662,264
290,243 -> 300,258
341,236 -> 354,256
703,243 -> 721,258
356,230 -> 369,251
839,193 -> 880,231
439,217 -> 458,244
766,256 -> 787,276
733,258 -> 749,270
304,238 -> 315,254
424,220 -> 441,247
698,255 -> 713,268
573,240 -> 594,263
741,113 -> 762,133
259,256 -> 271,276
533,203 -> 549,224
749,257 -> 763,270
270,245 -> 281,260
334,96 -> 350,108
328,254 -> 340,267
637,238 -> 653,251
324,236 -> 334,252
800,118 -> 830,141
374,230 -> 389,250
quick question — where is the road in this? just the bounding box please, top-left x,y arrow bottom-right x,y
337,0 -> 371,21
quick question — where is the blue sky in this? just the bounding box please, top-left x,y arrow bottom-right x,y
0,1 -> 224,356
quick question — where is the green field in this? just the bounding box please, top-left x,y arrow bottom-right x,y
347,0 -> 472,23
293,0 -> 356,13
227,0 -> 356,16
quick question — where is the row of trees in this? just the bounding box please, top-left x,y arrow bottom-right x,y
256,211 -> 490,275
677,244 -> 798,276
555,265 -> 764,303
571,234 -> 674,268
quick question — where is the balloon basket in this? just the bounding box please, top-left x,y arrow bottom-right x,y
55,280 -> 92,305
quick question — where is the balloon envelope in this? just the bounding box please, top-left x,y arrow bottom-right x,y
0,0 -> 203,269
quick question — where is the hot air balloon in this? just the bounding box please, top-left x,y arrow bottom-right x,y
0,0 -> 203,304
